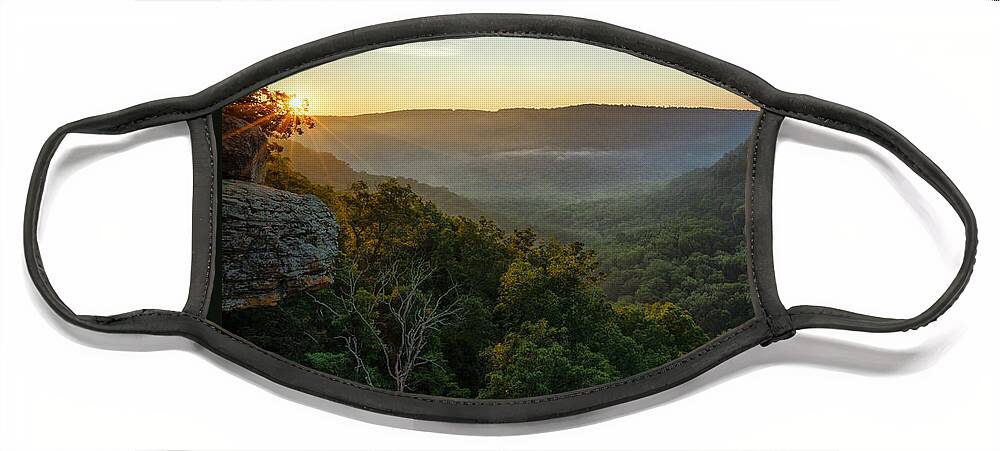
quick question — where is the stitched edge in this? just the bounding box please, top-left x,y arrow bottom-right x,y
788,310 -> 858,318
748,112 -> 776,334
198,117 -> 215,316
107,309 -> 758,406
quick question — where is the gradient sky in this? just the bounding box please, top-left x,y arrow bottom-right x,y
269,37 -> 757,116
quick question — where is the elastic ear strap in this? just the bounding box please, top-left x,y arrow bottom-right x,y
24,117 -> 189,333
24,124 -> 95,328
769,97 -> 978,333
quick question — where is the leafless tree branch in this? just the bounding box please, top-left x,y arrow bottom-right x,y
330,257 -> 464,392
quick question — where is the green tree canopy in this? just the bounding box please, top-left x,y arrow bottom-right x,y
225,162 -> 719,398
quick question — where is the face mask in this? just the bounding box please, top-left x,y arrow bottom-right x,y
25,14 -> 977,424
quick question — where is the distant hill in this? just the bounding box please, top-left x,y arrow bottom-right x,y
481,141 -> 749,244
276,139 -> 489,219
277,127 -> 755,336
304,104 -> 755,153
285,104 -> 758,200
605,138 -> 748,229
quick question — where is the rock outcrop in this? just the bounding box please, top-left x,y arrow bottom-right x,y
220,115 -> 269,183
220,180 -> 339,311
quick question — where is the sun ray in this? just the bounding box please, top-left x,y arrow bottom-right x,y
223,111 -> 280,140
306,117 -> 372,171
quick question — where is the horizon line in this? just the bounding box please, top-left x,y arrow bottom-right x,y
302,102 -> 759,118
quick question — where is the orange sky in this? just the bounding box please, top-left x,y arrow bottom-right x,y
268,37 -> 758,116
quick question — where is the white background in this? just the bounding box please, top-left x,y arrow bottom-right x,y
1,1 -> 997,450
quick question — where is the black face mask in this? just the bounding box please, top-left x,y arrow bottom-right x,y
24,14 -> 977,424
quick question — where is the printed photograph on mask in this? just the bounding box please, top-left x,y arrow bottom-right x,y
215,37 -> 761,398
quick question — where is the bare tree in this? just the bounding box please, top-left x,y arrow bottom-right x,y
316,258 -> 463,392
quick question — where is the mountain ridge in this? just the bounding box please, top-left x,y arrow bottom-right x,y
285,104 -> 759,200
277,139 -> 490,219
313,103 -> 757,119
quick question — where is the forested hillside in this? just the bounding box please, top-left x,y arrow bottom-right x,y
218,87 -> 756,398
593,145 -> 751,336
222,141 -> 752,397
485,143 -> 752,336
277,139 -> 489,219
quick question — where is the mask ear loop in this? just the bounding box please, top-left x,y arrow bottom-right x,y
24,106 -> 205,335
766,97 -> 978,333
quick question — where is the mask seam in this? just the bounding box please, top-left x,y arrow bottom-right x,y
748,112 -> 778,334
198,116 -> 215,317
104,309 -> 757,406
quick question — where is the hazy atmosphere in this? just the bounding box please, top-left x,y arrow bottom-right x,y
217,37 -> 760,399
269,37 -> 757,115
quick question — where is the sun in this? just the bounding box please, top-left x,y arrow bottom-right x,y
288,96 -> 305,111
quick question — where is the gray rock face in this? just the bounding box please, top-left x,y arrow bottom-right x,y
220,115 -> 269,183
220,180 -> 339,311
